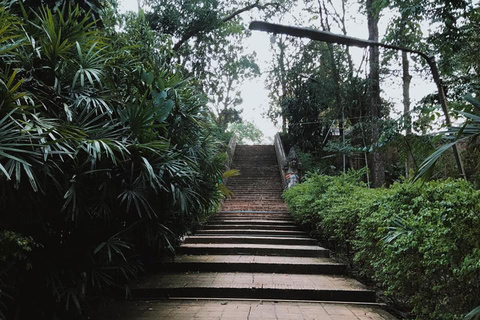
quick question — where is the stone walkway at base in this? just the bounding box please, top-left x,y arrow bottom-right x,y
95,299 -> 396,320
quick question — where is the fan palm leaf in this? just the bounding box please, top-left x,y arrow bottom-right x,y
414,96 -> 480,182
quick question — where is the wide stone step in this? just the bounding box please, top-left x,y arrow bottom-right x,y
215,210 -> 291,215
94,299 -> 397,320
221,206 -> 289,212
227,184 -> 283,189
216,210 -> 289,215
184,235 -> 317,246
195,229 -> 307,237
212,215 -> 293,221
203,224 -> 298,231
223,199 -> 286,203
233,158 -> 277,161
227,187 -> 284,192
221,202 -> 287,206
159,255 -> 346,275
227,195 -> 284,200
232,170 -> 280,175
178,243 -> 329,257
130,272 -> 376,303
207,219 -> 295,226
227,191 -> 283,195
228,179 -> 282,183
228,176 -> 282,179
228,187 -> 283,191
228,191 -> 283,195
227,184 -> 283,188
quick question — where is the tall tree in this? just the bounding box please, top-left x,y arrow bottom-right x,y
145,0 -> 283,130
366,0 -> 385,187
383,0 -> 424,177
207,44 -> 260,130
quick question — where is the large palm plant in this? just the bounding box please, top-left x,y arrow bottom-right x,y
0,4 -> 226,319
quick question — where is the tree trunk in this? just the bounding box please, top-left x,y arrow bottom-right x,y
319,0 -> 345,171
278,38 -> 288,133
366,0 -> 385,187
402,50 -> 414,178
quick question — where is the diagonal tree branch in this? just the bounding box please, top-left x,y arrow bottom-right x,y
172,0 -> 282,52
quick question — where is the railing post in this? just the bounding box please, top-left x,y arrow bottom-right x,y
274,133 -> 302,190
285,147 -> 301,188
274,133 -> 287,189
223,134 -> 237,185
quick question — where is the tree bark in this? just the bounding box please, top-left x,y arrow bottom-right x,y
402,50 -> 414,178
366,0 -> 385,187
277,38 -> 288,133
318,0 -> 345,171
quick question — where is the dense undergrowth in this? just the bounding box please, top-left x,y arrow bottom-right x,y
0,3 -> 226,319
284,171 -> 480,320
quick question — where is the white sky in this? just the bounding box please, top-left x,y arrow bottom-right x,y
118,0 -> 437,142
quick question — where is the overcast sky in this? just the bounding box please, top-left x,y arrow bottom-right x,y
117,0 -> 436,142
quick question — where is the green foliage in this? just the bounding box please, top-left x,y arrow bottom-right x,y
227,121 -> 264,144
415,96 -> 480,182
284,170 -> 374,256
284,173 -> 480,320
355,180 -> 480,319
145,0 -> 272,134
0,4 -> 226,319
0,231 -> 35,267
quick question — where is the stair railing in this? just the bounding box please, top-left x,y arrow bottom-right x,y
226,134 -> 237,169
223,134 -> 237,186
274,133 -> 301,190
274,133 -> 288,189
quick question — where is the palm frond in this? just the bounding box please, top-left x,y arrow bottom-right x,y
414,96 -> 480,182
464,306 -> 480,320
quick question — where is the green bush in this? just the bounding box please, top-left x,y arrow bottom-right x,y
284,173 -> 480,320
355,180 -> 480,320
0,4 -> 226,319
284,170 -> 378,256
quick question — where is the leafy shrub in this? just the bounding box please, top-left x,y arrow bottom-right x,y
284,173 -> 480,320
355,180 -> 480,320
0,4 -> 226,319
284,169 -> 376,256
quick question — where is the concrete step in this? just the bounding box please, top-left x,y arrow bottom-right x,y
212,216 -> 294,222
221,202 -> 288,207
233,158 -> 278,162
223,199 -> 286,204
94,299 -> 397,320
215,211 -> 292,217
227,190 -> 284,194
184,235 -> 317,246
159,255 -> 346,275
207,219 -> 296,226
226,197 -> 284,201
227,189 -> 284,194
178,243 -> 329,257
229,178 -> 281,182
221,206 -> 289,212
195,229 -> 307,237
217,210 -> 288,213
203,224 -> 299,231
130,272 -> 376,303
227,185 -> 283,189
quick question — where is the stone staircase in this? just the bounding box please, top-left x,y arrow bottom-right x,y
96,145 -> 397,319
221,145 -> 288,212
